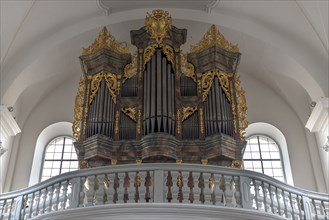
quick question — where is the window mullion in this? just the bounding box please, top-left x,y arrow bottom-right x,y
257,136 -> 264,173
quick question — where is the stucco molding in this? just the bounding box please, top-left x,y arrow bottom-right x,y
0,104 -> 21,142
306,98 -> 329,133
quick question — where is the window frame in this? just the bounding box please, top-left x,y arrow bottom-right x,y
243,134 -> 287,182
40,135 -> 78,182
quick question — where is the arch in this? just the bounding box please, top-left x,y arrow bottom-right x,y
29,122 -> 73,186
1,8 -> 325,108
245,122 -> 294,185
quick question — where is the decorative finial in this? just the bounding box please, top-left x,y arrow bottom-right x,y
190,24 -> 239,53
145,9 -> 172,44
82,27 -> 129,56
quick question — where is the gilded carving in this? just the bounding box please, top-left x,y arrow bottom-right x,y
176,160 -> 183,164
201,69 -> 233,103
230,81 -> 237,133
143,44 -> 157,70
82,27 -> 129,56
143,44 -> 175,71
123,53 -> 137,83
199,108 -> 204,134
89,73 -> 103,104
111,159 -> 117,165
231,160 -> 242,168
162,44 -> 174,64
182,106 -> 197,122
180,52 -> 196,82
79,160 -> 89,169
83,83 -> 90,137
89,72 -> 119,104
177,109 -> 181,134
121,107 -> 137,122
145,9 -> 172,45
201,71 -> 215,102
73,76 -> 85,141
201,159 -> 208,165
235,76 -> 248,140
190,25 -> 239,53
137,110 -> 142,134
136,160 -> 142,164
114,110 -> 119,135
105,73 -> 119,103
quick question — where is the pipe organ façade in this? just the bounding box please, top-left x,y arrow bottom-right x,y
73,10 -> 248,168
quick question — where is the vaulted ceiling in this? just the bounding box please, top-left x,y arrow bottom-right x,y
1,0 -> 328,128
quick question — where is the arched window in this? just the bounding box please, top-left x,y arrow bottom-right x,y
243,135 -> 285,182
41,136 -> 78,181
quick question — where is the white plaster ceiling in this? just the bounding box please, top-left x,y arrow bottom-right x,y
0,0 -> 328,129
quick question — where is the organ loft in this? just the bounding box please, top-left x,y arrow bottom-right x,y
72,10 -> 248,168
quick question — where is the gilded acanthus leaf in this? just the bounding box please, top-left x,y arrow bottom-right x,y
145,9 -> 172,45
182,106 -> 197,122
123,53 -> 137,83
190,25 -> 239,53
82,27 -> 129,56
235,75 -> 248,140
201,69 -> 233,103
180,52 -> 196,82
88,72 -> 119,104
143,44 -> 174,71
72,76 -> 85,141
121,107 -> 137,122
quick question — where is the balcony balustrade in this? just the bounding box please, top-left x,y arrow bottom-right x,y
0,163 -> 328,220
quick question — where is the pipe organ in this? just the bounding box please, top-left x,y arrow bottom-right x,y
73,10 -> 248,168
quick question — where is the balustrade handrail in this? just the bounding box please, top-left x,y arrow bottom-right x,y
1,163 -> 328,200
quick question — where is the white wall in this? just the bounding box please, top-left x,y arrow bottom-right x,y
3,71 -> 326,193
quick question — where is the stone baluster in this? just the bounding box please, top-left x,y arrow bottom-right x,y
48,185 -> 54,212
113,173 -> 120,204
282,190 -> 289,218
230,176 -> 237,207
61,180 -> 69,209
40,188 -> 47,214
233,176 -> 241,207
187,171 -> 194,203
166,171 -> 173,202
268,184 -> 275,214
209,174 -> 216,205
103,174 -> 110,204
275,187 -> 282,216
219,175 -> 226,206
134,172 -> 141,203
28,193 -> 35,218
144,171 -> 152,202
83,177 -> 90,207
21,195 -> 28,219
93,175 -> 99,205
177,171 -> 184,203
198,172 -> 205,204
123,172 -> 130,203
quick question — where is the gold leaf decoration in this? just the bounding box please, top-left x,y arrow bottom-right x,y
104,73 -> 119,104
190,25 -> 239,53
199,108 -> 204,134
201,69 -> 233,103
230,81 -> 237,133
161,44 -> 174,64
123,53 -> 137,83
89,73 -> 103,104
73,76 -> 85,141
143,44 -> 175,71
121,107 -> 137,122
82,27 -> 129,56
182,106 -> 197,122
235,75 -> 248,140
143,44 -> 157,69
231,160 -> 242,168
180,52 -> 196,82
201,70 -> 215,102
145,9 -> 172,45
88,72 -> 119,104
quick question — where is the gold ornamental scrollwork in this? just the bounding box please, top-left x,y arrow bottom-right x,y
143,44 -> 175,71
121,107 -> 137,122
230,81 -> 237,133
235,75 -> 248,140
180,52 -> 196,82
104,73 -> 119,104
123,53 -> 137,83
182,106 -> 197,122
190,24 -> 239,53
231,160 -> 242,169
88,72 -> 119,104
82,27 -> 129,56
145,9 -> 172,45
73,76 -> 86,141
201,69 -> 233,103
201,70 -> 215,102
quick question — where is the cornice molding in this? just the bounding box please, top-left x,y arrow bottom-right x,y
0,104 -> 21,142
306,98 -> 329,132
